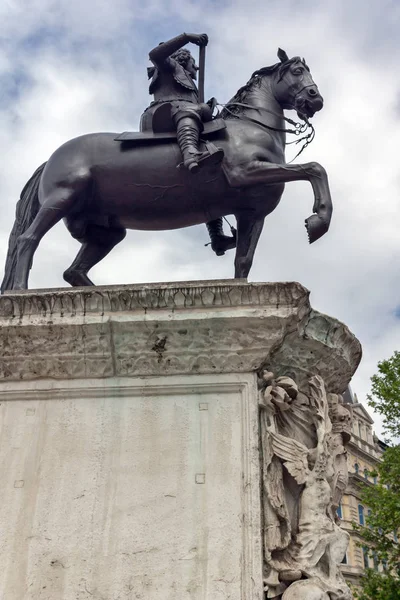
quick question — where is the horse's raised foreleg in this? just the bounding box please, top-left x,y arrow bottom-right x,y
227,161 -> 332,244
63,225 -> 126,287
234,213 -> 265,278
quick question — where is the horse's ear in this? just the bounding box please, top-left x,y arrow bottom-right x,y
277,48 -> 289,63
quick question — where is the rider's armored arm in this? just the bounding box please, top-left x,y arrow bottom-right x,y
149,33 -> 191,66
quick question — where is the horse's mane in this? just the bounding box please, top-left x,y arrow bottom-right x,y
222,56 -> 309,118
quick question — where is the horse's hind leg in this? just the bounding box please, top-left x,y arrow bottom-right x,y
63,225 -> 126,287
14,185 -> 84,290
234,213 -> 265,279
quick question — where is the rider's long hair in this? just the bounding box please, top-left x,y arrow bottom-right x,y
147,48 -> 194,80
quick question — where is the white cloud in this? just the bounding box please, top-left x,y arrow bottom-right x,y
1,0 -> 399,437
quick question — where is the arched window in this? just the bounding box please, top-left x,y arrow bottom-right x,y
358,504 -> 365,525
337,503 -> 342,519
354,463 -> 359,474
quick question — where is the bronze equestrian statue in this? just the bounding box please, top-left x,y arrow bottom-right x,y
1,34 -> 332,292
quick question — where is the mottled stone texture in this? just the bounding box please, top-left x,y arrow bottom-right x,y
0,280 -> 361,600
0,280 -> 361,390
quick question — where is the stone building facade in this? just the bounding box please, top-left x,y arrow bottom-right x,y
339,388 -> 388,587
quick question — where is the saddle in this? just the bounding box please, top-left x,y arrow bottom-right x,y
115,102 -> 226,145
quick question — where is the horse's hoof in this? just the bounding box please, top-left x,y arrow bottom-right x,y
63,269 -> 95,287
305,214 -> 329,244
12,283 -> 27,291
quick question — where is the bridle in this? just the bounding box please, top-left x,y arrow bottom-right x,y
220,67 -> 318,161
220,101 -> 315,162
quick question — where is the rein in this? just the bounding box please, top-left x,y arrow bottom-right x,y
220,101 -> 315,161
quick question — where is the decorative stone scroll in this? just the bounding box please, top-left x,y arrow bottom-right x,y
258,371 -> 354,600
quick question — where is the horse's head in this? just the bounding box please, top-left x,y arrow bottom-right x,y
272,48 -> 323,120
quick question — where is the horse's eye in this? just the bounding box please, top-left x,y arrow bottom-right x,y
294,68 -> 303,75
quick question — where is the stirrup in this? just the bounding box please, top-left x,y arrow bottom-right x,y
183,157 -> 200,173
197,148 -> 224,169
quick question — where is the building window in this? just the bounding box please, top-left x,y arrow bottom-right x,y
337,503 -> 342,519
358,504 -> 365,526
364,469 -> 369,481
373,475 -> 378,484
363,547 -> 369,569
368,509 -> 372,528
373,553 -> 379,571
368,429 -> 373,445
341,553 -> 347,564
382,560 -> 388,571
354,463 -> 359,474
394,531 -> 398,543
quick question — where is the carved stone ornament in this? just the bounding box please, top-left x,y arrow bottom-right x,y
258,372 -> 354,600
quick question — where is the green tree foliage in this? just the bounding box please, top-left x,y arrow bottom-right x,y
354,568 -> 400,600
367,350 -> 400,439
354,351 -> 400,599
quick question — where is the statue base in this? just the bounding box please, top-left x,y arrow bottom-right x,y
0,280 -> 361,599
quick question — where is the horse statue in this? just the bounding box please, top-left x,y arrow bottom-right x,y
1,39 -> 332,292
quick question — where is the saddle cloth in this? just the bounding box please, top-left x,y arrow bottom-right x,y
114,118 -> 226,144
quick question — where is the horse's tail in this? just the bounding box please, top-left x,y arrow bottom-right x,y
1,162 -> 47,293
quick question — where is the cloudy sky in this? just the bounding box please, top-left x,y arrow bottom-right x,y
1,0 -> 399,435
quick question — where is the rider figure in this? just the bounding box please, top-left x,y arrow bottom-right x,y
145,32 -> 223,173
144,32 -> 236,255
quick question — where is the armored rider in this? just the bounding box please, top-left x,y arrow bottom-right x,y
144,32 -> 236,255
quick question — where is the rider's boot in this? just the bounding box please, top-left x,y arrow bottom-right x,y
175,116 -> 224,173
206,218 -> 237,256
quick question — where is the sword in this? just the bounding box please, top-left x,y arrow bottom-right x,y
198,44 -> 206,104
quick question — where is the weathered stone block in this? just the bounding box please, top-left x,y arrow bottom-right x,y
0,281 -> 361,599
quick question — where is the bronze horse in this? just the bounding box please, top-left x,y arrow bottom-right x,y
1,49 -> 332,292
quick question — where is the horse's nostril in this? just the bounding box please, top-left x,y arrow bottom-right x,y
308,88 -> 317,97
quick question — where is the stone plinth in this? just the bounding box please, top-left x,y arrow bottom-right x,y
0,281 -> 361,600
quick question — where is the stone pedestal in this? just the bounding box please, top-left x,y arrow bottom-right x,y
0,281 -> 361,600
